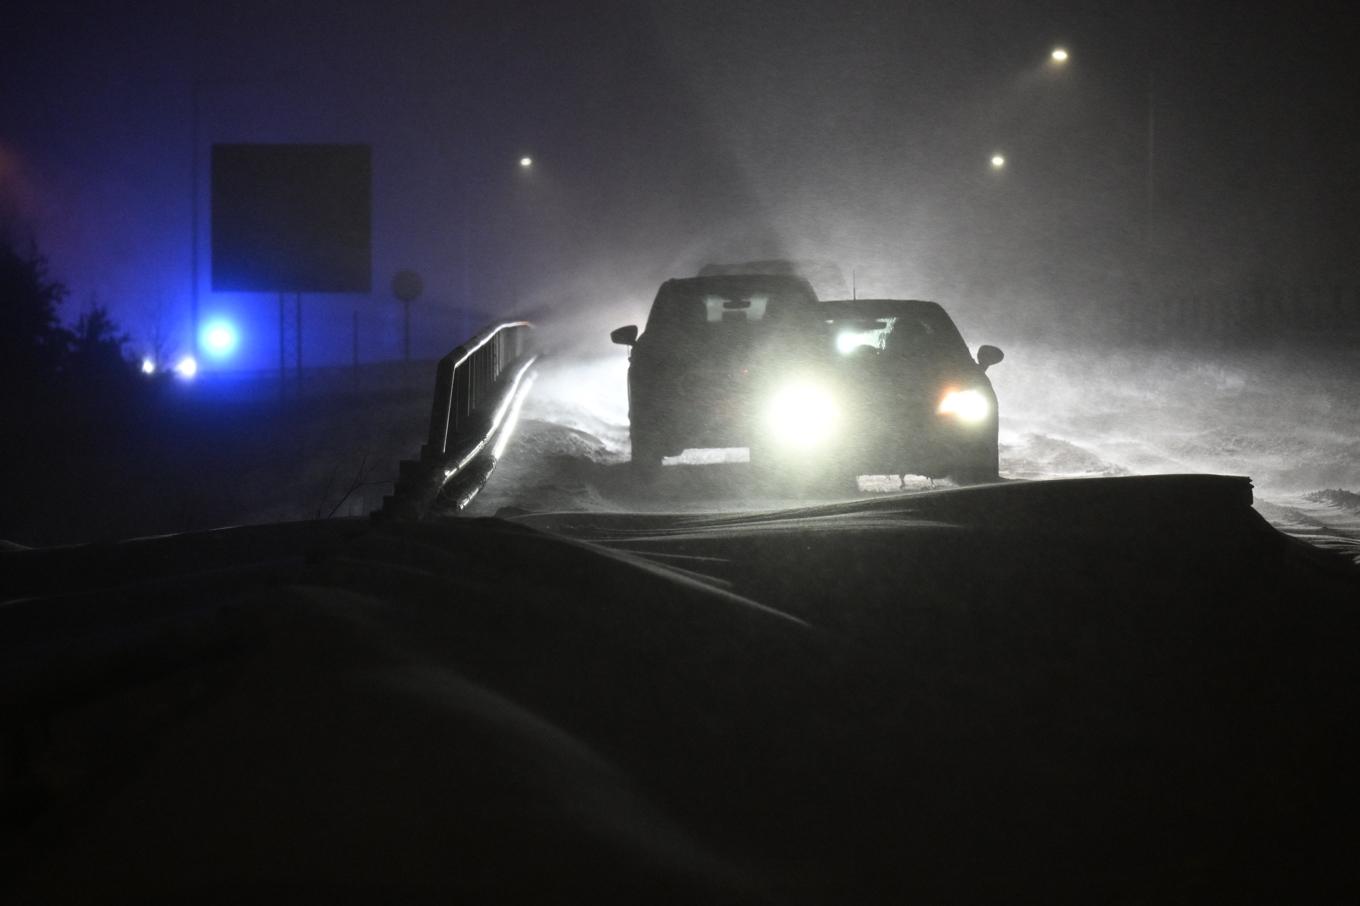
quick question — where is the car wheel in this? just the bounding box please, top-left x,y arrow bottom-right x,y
630,427 -> 665,480
947,466 -> 1000,486
946,441 -> 1000,486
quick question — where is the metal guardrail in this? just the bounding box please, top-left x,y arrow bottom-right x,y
426,320 -> 532,457
380,321 -> 537,519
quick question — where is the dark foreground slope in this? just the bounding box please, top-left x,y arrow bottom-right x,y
3,476 -> 1357,904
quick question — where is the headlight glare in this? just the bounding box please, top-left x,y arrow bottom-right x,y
938,388 -> 989,423
765,380 -> 840,448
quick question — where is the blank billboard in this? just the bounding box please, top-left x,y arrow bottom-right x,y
211,144 -> 371,293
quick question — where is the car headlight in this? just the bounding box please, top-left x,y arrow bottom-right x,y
765,380 -> 840,448
937,387 -> 990,423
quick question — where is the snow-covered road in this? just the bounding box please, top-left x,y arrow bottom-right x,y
466,344 -> 1360,561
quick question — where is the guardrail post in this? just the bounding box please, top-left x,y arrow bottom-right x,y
426,356 -> 457,457
452,366 -> 470,437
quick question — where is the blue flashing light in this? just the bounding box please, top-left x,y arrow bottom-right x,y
202,320 -> 239,358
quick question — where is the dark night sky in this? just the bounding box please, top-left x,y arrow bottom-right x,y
2,0 -> 1357,367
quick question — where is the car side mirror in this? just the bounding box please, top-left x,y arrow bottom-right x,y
976,345 -> 1004,371
610,325 -> 639,346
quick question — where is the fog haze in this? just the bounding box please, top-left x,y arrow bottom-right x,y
3,1 -> 1357,368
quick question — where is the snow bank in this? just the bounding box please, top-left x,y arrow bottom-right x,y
4,475 -> 1357,903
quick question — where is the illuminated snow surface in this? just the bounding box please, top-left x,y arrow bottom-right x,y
467,344 -> 1360,560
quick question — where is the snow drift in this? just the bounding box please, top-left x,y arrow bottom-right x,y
3,475 -> 1357,903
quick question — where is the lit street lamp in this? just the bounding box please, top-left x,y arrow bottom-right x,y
460,153 -> 538,334
1041,44 -> 1154,240
1038,41 -> 1162,327
990,153 -> 1006,169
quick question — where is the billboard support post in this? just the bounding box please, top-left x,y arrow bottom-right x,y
295,291 -> 303,397
403,300 -> 412,362
278,292 -> 286,401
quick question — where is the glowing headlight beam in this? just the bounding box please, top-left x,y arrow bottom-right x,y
175,355 -> 198,379
938,388 -> 990,423
141,357 -> 156,375
765,380 -> 840,449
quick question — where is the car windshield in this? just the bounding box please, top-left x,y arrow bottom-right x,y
645,278 -> 818,336
828,304 -> 972,363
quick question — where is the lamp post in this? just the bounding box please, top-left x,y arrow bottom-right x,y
1144,64 -> 1157,246
1038,44 -> 1160,330
461,153 -> 536,334
512,153 -> 534,308
1041,45 -> 1156,242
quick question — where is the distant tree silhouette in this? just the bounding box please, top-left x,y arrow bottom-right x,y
0,233 -> 145,541
0,233 -> 70,396
68,295 -> 137,397
0,235 -> 143,422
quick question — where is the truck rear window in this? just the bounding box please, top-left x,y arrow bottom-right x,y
703,294 -> 769,322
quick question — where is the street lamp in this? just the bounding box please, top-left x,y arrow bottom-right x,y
1035,43 -> 1162,326
1039,45 -> 1152,237
460,153 -> 538,334
990,153 -> 1006,169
